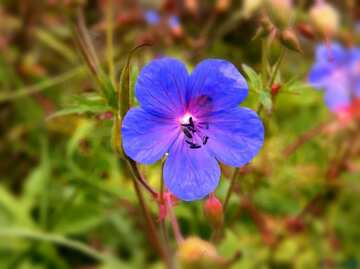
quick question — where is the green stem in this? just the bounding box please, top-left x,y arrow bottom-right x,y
223,167 -> 240,212
128,159 -> 158,198
166,198 -> 183,244
268,48 -> 286,88
261,38 -> 268,87
125,159 -> 171,268
106,0 -> 115,85
0,66 -> 85,103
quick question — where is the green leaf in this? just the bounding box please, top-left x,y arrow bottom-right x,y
241,64 -> 263,92
259,90 -> 272,111
0,186 -> 34,227
48,94 -> 112,119
286,81 -> 312,93
66,120 -> 95,157
99,74 -> 118,109
22,142 -> 51,215
53,204 -> 104,236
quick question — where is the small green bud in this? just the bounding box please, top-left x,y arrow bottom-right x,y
279,29 -> 303,53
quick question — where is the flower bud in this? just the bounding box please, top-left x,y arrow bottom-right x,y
242,0 -> 263,18
279,29 -> 302,53
203,194 -> 223,229
265,0 -> 293,29
168,16 -> 183,38
284,217 -> 305,233
260,16 -> 276,36
215,0 -> 231,13
296,23 -> 315,40
177,237 -> 224,269
309,2 -> 339,37
271,83 -> 281,96
185,0 -> 199,15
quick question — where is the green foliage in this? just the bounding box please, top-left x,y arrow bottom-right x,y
0,1 -> 359,269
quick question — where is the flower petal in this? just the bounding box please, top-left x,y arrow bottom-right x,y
308,63 -> 333,89
164,138 -> 220,201
187,59 -> 248,114
122,108 -> 179,164
323,84 -> 351,112
315,42 -> 347,64
205,107 -> 264,167
135,57 -> 189,117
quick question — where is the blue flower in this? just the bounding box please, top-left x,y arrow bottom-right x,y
122,58 -> 264,201
309,42 -> 360,112
168,15 -> 180,29
145,10 -> 160,25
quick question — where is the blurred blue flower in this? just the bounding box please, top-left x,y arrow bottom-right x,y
168,15 -> 180,29
122,58 -> 264,201
145,10 -> 160,25
309,42 -> 360,112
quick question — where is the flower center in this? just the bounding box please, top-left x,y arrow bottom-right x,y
179,113 -> 209,149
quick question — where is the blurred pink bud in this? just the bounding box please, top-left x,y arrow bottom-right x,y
185,0 -> 199,15
157,192 -> 178,221
296,23 -> 316,40
203,194 -> 223,229
216,0 -> 231,13
309,2 -> 339,37
96,111 -> 113,121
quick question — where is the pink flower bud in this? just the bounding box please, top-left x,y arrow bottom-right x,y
309,2 -> 339,37
203,194 -> 223,229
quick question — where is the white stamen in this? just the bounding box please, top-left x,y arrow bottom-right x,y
179,113 -> 195,124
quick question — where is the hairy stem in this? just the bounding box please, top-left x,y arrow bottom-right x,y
128,159 -> 158,198
127,162 -> 170,267
105,0 -> 115,85
223,167 -> 240,212
166,198 -> 183,244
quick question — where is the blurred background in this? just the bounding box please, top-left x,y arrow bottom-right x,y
0,0 -> 359,268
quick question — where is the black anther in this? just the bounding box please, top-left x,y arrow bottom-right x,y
190,144 -> 201,149
183,128 -> 193,138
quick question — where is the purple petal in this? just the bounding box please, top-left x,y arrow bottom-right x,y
164,138 -> 220,201
168,15 -> 180,28
309,63 -> 333,89
135,58 -> 189,117
122,108 -> 179,164
349,48 -> 360,96
315,42 -> 347,65
145,10 -> 160,25
205,107 -> 264,167
324,85 -> 351,112
355,79 -> 360,97
187,59 -> 248,114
